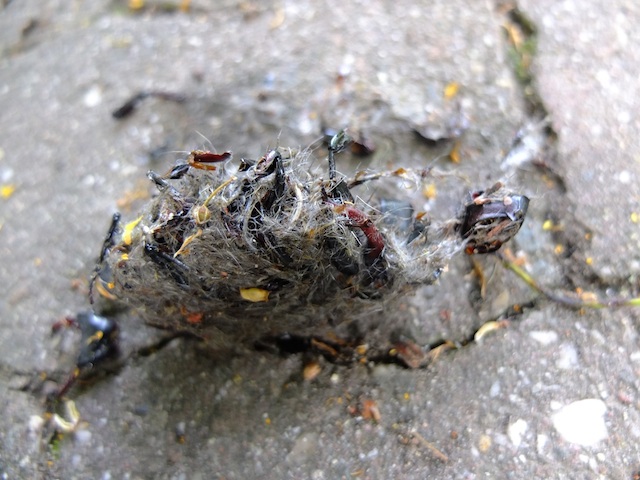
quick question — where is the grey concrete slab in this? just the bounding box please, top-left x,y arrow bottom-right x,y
519,0 -> 640,280
0,1 -> 638,479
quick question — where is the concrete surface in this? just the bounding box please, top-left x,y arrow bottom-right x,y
0,0 -> 639,478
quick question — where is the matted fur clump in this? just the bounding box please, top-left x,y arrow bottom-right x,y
97,136 -> 528,349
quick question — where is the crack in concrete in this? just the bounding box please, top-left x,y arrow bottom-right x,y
498,2 -> 640,303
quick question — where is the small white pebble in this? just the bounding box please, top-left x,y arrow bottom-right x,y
28,415 -> 44,433
83,85 -> 103,107
551,399 -> 608,446
529,330 -> 558,345
74,429 -> 92,444
537,434 -> 548,454
508,418 -> 528,447
556,343 -> 579,369
618,170 -> 631,184
489,380 -> 501,398
596,69 -> 611,89
550,400 -> 563,411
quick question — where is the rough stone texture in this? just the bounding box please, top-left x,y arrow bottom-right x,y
0,1 -> 639,479
519,0 -> 640,280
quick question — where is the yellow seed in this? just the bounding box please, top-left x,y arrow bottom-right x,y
444,82 -> 460,99
585,257 -> 593,265
0,184 -> 16,199
95,280 -> 118,300
542,220 -> 564,232
423,183 -> 437,200
128,0 -> 144,10
449,140 -> 461,163
240,287 -> 270,302
86,331 -> 104,345
122,216 -> 143,246
478,434 -> 492,453
631,212 -> 639,223
554,244 -> 564,255
579,290 -> 598,303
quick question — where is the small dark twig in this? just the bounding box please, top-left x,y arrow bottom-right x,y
112,91 -> 186,119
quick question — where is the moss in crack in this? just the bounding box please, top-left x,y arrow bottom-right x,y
500,4 -> 546,116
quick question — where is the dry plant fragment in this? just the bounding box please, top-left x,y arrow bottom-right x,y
302,361 -> 322,381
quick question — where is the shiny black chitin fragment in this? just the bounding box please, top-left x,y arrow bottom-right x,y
460,184 -> 529,254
